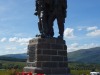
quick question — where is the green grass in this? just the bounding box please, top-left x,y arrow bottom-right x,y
0,69 -> 22,75
0,70 -> 6,75
71,70 -> 90,75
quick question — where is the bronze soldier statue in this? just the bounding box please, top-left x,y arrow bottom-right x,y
34,0 -> 51,38
34,0 -> 67,39
48,0 -> 67,39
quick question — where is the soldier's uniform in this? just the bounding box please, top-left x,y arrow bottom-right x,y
48,0 -> 67,38
35,0 -> 51,37
35,0 -> 44,36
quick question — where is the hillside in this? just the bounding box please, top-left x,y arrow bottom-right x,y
1,53 -> 27,59
0,53 -> 27,62
0,47 -> 100,63
68,47 -> 100,63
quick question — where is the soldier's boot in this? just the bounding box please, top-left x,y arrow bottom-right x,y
41,34 -> 46,38
58,34 -> 63,39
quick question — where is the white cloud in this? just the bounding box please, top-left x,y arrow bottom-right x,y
87,29 -> 100,37
23,47 -> 27,50
9,37 -> 18,42
87,26 -> 97,31
68,43 -> 99,52
86,26 -> 100,37
68,43 -> 79,52
9,37 -> 31,43
17,38 -> 31,43
6,47 -> 17,50
64,28 -> 75,39
70,43 -> 79,48
0,38 -> 7,42
20,43 -> 28,46
77,26 -> 86,31
9,37 -> 31,46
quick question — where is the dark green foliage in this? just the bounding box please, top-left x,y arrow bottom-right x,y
0,63 -> 2,69
0,60 -> 26,69
69,62 -> 100,71
69,62 -> 100,75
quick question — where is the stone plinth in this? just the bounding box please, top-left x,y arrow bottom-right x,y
24,38 -> 68,75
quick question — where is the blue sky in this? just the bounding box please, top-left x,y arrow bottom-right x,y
0,0 -> 100,55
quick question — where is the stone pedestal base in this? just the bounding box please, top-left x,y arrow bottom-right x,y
24,38 -> 69,75
24,67 -> 69,75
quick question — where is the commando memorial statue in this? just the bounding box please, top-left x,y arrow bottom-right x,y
34,0 -> 67,39
24,0 -> 70,75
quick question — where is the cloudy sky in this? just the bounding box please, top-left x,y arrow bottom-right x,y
0,0 -> 100,55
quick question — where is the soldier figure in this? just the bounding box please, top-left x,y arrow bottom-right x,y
48,0 -> 67,39
34,0 -> 51,38
34,0 -> 67,39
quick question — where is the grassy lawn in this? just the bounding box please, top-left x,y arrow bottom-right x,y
0,69 -> 23,75
71,70 -> 90,75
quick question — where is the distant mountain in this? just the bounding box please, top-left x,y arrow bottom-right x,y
0,53 -> 27,62
1,53 -> 27,59
0,47 -> 100,63
68,47 -> 100,63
